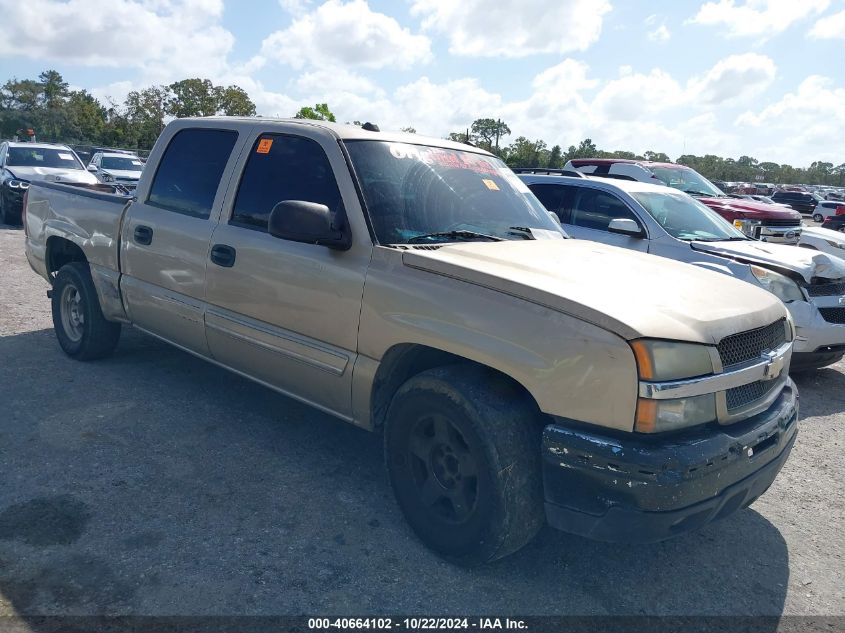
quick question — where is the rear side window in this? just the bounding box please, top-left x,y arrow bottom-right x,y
230,134 -> 342,232
147,128 -> 238,219
571,188 -> 639,231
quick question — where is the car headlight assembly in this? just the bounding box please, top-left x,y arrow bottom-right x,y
630,340 -> 717,433
750,265 -> 805,302
7,179 -> 29,189
102,173 -> 114,182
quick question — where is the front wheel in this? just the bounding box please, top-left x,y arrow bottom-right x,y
813,213 -> 824,223
384,366 -> 544,566
52,262 -> 121,360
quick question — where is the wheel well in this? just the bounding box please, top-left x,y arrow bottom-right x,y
46,237 -> 87,280
370,344 -> 540,428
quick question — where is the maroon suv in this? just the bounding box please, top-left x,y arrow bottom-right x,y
563,158 -> 803,244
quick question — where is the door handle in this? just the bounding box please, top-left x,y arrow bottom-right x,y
210,244 -> 236,268
133,225 -> 153,245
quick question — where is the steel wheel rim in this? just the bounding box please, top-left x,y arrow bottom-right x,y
60,284 -> 85,342
407,412 -> 479,523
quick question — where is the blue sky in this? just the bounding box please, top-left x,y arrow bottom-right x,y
0,0 -> 843,166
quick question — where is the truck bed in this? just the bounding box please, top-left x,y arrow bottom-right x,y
25,180 -> 132,280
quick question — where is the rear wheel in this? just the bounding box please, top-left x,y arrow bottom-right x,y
384,366 -> 544,566
813,213 -> 824,223
52,262 -> 121,360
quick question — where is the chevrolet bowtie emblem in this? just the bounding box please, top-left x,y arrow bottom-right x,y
762,351 -> 784,381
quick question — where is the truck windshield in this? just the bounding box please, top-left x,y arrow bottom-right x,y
344,141 -> 563,244
648,166 -> 725,197
101,156 -> 143,171
631,190 -> 748,242
7,147 -> 83,170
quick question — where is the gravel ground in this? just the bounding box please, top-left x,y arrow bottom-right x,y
0,223 -> 843,619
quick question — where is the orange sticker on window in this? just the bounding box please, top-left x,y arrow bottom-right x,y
482,179 -> 500,191
256,138 -> 273,154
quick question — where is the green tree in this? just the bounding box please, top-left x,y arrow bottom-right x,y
217,85 -> 256,116
566,138 -> 598,160
400,126 -> 417,134
166,78 -> 219,118
39,69 -> 68,109
644,151 -> 671,162
504,137 -> 547,168
294,103 -> 336,122
470,118 -> 510,153
124,86 -> 168,148
63,90 -> 106,142
548,144 -> 563,168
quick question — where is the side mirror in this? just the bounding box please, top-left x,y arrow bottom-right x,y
607,217 -> 644,237
268,200 -> 350,250
87,164 -> 98,171
546,210 -> 561,225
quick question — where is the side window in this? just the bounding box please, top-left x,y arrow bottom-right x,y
147,128 -> 238,219
528,183 -> 574,223
230,134 -> 342,232
570,189 -> 638,232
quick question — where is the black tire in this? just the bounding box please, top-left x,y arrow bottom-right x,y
384,365 -> 544,566
813,213 -> 824,223
51,262 -> 121,360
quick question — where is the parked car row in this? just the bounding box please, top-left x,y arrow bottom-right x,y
19,118 -> 809,564
518,172 -> 845,370
0,141 -> 145,225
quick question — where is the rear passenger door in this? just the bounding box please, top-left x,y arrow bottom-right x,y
203,129 -> 372,419
120,126 -> 245,355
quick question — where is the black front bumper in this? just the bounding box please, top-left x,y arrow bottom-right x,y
542,383 -> 798,543
1,188 -> 24,223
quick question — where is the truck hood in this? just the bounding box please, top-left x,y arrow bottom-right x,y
698,196 -> 802,220
7,166 -> 99,185
402,240 -> 786,344
691,239 -> 845,282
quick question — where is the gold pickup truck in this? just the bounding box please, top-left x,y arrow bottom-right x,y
24,117 -> 798,565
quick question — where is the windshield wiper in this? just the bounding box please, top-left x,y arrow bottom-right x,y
506,226 -> 537,240
683,189 -> 715,197
407,230 -> 504,244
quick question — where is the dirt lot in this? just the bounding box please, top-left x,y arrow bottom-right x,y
0,224 -> 844,618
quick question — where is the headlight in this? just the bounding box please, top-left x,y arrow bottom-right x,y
629,340 -> 713,381
7,179 -> 29,189
733,218 -> 760,236
101,173 -> 114,182
750,266 -> 805,302
636,393 -> 717,433
630,340 -> 717,433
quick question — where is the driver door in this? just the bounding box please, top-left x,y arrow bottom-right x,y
563,187 -> 649,252
203,128 -> 372,419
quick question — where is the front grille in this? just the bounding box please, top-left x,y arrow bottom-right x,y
717,318 -> 787,368
819,308 -> 845,324
807,281 -> 845,297
726,379 -> 780,411
762,219 -> 802,227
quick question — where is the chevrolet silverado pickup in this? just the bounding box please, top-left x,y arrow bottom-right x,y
521,174 -> 845,370
24,117 -> 798,564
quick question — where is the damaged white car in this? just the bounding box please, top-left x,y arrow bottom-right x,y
519,174 -> 845,370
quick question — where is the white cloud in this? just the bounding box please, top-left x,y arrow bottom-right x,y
411,0 -> 611,57
808,9 -> 845,39
687,53 -> 776,105
0,0 -> 235,78
645,14 -> 671,41
736,75 -> 845,164
278,0 -> 313,14
261,0 -> 431,70
689,0 -> 830,38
